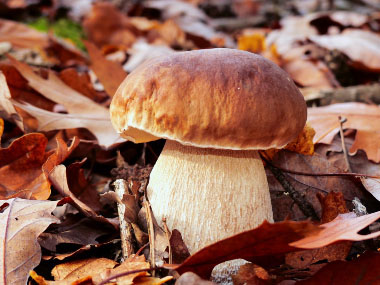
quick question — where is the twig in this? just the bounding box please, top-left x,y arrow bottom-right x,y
301,84 -> 380,105
267,163 -> 319,221
338,116 -> 352,173
98,266 -> 162,285
162,217 -> 172,264
144,200 -> 156,276
135,242 -> 150,256
263,162 -> 380,179
113,179 -> 134,259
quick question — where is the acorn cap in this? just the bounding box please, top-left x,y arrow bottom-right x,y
110,48 -> 307,150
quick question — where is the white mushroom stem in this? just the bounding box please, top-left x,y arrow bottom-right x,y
147,140 -> 273,254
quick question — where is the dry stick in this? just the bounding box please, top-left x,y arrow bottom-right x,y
144,200 -> 156,276
267,163 -> 319,221
162,217 -> 172,264
338,116 -> 352,173
113,179 -> 134,259
98,266 -> 162,285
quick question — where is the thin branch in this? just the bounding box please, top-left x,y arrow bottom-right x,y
338,116 -> 352,172
98,266 -> 163,285
266,163 -> 319,221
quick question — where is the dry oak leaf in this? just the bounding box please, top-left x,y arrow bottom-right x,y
0,19 -> 48,49
0,133 -> 51,200
0,198 -> 58,285
84,41 -> 127,97
0,132 -> 78,200
285,192 -> 351,270
310,29 -> 380,72
51,258 -> 117,283
171,211 -> 380,279
307,102 -> 380,163
8,57 -> 122,148
49,164 -> 118,228
295,251 -> 380,285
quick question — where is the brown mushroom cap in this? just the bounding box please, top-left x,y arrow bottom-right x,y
110,48 -> 307,150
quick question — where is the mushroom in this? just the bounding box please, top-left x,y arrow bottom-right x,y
110,48 -> 306,254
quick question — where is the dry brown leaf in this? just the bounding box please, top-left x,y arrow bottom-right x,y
285,192 -> 351,270
282,59 -> 336,89
83,2 -> 138,48
0,133 -> 51,199
58,68 -> 107,103
9,57 -> 122,147
0,198 -> 58,284
268,150 -> 364,221
307,102 -> 380,162
232,263 -> 271,285
175,272 -> 215,285
0,134 -> 79,200
84,41 -> 127,97
0,71 -> 23,130
310,29 -> 380,72
172,211 -> 380,279
294,251 -> 380,285
52,258 -> 117,282
49,164 -> 118,228
0,19 -> 48,49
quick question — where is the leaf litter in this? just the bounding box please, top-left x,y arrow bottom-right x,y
0,1 -> 380,284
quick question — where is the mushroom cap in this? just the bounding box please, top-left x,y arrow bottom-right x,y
110,48 -> 307,150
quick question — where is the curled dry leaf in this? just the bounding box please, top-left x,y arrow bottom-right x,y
49,164 -> 118,229
0,134 -> 79,200
307,102 -> 380,163
0,198 -> 58,284
8,56 -> 123,148
0,133 -> 50,200
310,29 -> 380,72
171,211 -> 380,279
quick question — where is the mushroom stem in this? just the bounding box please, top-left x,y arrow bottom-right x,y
147,140 -> 273,254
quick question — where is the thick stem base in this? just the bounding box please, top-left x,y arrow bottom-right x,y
147,140 -> 273,254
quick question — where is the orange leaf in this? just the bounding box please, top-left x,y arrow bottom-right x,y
84,41 -> 127,97
308,102 -> 380,162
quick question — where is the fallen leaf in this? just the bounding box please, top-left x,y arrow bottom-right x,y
268,149 -> 364,221
172,212 -> 380,279
295,251 -> 380,285
175,272 -> 215,285
232,263 -> 271,285
51,257 -> 117,282
58,68 -> 107,103
82,2 -> 138,48
0,133 -> 50,199
285,192 -> 351,269
38,216 -> 111,252
9,56 -> 123,148
307,102 -> 380,162
84,41 -> 127,97
49,164 -> 118,228
0,134 -> 79,200
0,198 -> 58,284
310,29 -> 380,72
0,19 -> 48,49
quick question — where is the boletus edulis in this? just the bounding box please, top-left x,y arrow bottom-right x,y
110,48 -> 306,256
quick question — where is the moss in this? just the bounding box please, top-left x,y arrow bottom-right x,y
28,17 -> 85,50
